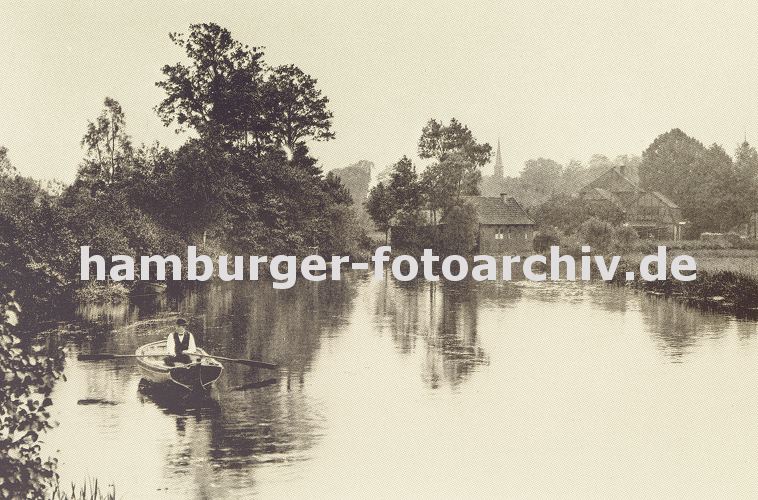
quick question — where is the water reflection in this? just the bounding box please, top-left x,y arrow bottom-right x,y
639,294 -> 734,359
374,278 -> 514,388
44,274 -> 758,498
51,277 -> 360,498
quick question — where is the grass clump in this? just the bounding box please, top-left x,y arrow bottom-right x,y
49,477 -> 116,500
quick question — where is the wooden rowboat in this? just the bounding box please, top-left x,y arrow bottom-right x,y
136,340 -> 223,392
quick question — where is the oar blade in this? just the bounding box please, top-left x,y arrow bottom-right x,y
238,359 -> 279,370
196,353 -> 279,370
77,354 -> 117,361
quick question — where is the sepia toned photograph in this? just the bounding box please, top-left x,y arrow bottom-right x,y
2,1 -> 758,498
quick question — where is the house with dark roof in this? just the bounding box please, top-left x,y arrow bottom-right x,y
462,194 -> 535,254
579,166 -> 685,240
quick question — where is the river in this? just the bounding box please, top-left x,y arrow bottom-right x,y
44,273 -> 758,498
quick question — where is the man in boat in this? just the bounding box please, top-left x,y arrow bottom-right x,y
165,318 -> 197,365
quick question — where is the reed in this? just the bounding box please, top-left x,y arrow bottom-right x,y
49,477 -> 116,500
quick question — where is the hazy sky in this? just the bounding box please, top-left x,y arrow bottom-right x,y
3,0 -> 758,183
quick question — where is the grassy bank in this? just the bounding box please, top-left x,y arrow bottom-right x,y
673,248 -> 758,278
614,242 -> 758,316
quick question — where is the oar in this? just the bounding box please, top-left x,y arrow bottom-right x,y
195,353 -> 278,370
77,353 -> 165,361
78,352 -> 279,369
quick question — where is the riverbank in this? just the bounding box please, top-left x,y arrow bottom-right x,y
613,245 -> 758,317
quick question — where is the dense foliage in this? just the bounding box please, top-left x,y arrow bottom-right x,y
532,194 -> 625,233
0,23 -> 359,317
0,292 -> 65,499
0,173 -> 77,313
640,129 -> 758,236
366,120 -> 490,253
156,23 -> 334,152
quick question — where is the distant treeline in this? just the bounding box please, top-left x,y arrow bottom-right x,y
483,129 -> 758,238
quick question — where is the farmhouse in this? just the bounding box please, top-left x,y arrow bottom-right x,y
579,166 -> 685,240
463,194 -> 535,254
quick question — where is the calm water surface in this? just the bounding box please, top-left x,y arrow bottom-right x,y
45,274 -> 758,498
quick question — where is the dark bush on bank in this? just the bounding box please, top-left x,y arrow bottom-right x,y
613,261 -> 758,311
533,227 -> 561,253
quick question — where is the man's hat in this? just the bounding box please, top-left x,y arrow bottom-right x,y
176,318 -> 188,326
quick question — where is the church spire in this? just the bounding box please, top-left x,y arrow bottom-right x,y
494,138 -> 504,179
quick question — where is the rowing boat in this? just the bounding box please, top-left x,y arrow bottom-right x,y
136,340 -> 223,392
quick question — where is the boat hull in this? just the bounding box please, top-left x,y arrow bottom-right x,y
136,341 -> 223,392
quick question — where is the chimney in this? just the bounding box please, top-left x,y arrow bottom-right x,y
619,164 -> 627,177
500,193 -> 509,204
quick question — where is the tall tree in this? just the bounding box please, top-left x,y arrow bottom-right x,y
387,156 -> 422,218
330,160 -> 373,205
420,152 -> 481,224
365,182 -> 395,243
706,143 -> 754,232
560,159 -> 586,194
78,97 -> 134,190
417,119 -> 488,224
324,171 -> 353,206
418,118 -> 491,167
639,128 -> 707,201
263,64 -> 335,153
156,23 -> 266,145
520,158 -> 563,198
735,140 -> 758,181
640,129 -> 755,234
734,141 -> 758,220
0,146 -> 15,177
438,202 -> 479,255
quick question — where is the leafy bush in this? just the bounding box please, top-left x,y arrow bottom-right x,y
634,239 -> 659,255
578,217 -> 614,252
626,269 -> 758,311
439,202 -> 479,256
557,232 -> 583,256
533,194 -> 624,233
0,292 -> 65,498
725,232 -> 744,248
73,282 -> 130,304
533,227 -> 561,253
611,225 -> 639,253
0,176 -> 79,314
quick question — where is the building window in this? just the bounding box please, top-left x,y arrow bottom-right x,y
495,228 -> 503,240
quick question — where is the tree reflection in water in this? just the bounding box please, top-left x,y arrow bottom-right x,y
374,277 -> 523,388
46,274 -> 758,497
638,293 -> 746,360
58,276 -> 362,498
